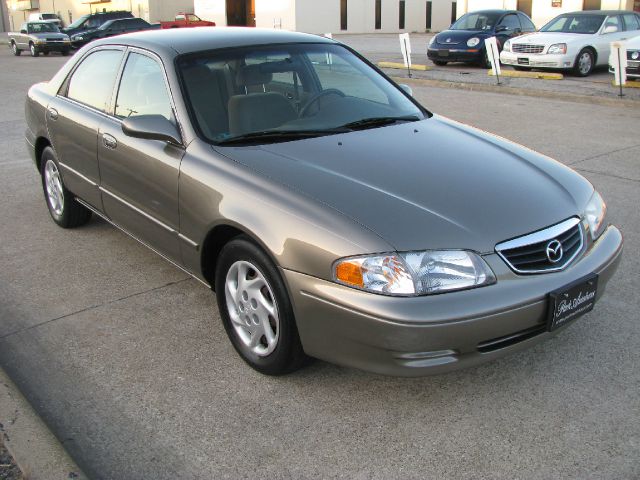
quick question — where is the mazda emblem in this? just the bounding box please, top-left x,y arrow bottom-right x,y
546,239 -> 563,264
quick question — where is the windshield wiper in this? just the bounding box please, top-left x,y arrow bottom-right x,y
216,128 -> 349,146
339,115 -> 421,131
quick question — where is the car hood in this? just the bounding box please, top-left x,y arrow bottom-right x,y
217,116 -> 593,253
73,28 -> 99,37
512,32 -> 591,45
29,32 -> 67,39
435,30 -> 488,45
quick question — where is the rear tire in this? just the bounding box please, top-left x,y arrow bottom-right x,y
215,236 -> 309,375
11,42 -> 21,56
433,60 -> 447,66
513,66 -> 532,71
40,146 -> 91,228
61,48 -> 70,56
30,43 -> 39,57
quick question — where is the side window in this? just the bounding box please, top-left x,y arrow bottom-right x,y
518,14 -> 536,31
86,17 -> 101,28
622,13 -> 640,31
603,15 -> 620,33
115,52 -> 173,121
498,14 -> 521,31
187,14 -> 200,22
67,50 -> 123,112
176,14 -> 186,21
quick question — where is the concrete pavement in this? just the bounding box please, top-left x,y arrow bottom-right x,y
0,42 -> 639,479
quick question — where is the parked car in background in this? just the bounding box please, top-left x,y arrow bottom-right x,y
501,10 -> 640,76
70,17 -> 160,48
609,34 -> 640,80
25,28 -> 622,376
62,10 -> 133,36
428,9 -> 536,67
28,12 -> 63,28
8,21 -> 71,57
160,13 -> 215,29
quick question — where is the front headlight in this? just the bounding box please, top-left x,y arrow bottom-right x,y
631,51 -> 639,60
35,39 -> 46,44
334,250 -> 495,296
73,36 -> 83,41
63,37 -> 71,42
547,43 -> 567,55
583,191 -> 607,241
467,37 -> 480,47
503,39 -> 511,52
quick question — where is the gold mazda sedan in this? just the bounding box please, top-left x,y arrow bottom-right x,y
25,28 -> 622,376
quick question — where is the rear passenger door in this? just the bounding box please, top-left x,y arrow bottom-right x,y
98,49 -> 184,263
46,47 -> 124,210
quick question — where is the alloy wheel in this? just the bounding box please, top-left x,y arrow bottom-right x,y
225,260 -> 280,356
44,159 -> 64,216
578,52 -> 592,75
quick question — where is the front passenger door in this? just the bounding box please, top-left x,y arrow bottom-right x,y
98,49 -> 184,263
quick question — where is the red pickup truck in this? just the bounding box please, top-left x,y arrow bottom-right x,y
160,13 -> 215,29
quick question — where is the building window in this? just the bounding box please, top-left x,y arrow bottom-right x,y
399,0 -> 406,29
375,0 -> 382,29
341,0 -> 348,30
426,1 -> 432,29
450,1 -> 457,25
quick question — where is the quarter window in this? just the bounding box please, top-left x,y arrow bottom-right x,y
115,52 -> 173,121
622,13 -> 640,31
498,14 -> 521,31
66,50 -> 123,112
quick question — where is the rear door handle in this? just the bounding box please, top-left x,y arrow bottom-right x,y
102,133 -> 117,149
47,107 -> 58,121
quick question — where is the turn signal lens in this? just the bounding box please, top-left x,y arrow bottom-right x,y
335,261 -> 364,288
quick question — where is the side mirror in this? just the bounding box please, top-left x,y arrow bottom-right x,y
602,25 -> 618,34
20,29 -> 28,34
399,84 -> 413,96
121,115 -> 182,145
495,25 -> 508,33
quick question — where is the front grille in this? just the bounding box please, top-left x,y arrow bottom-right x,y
495,217 -> 584,274
512,44 -> 545,54
628,60 -> 640,69
46,38 -> 63,42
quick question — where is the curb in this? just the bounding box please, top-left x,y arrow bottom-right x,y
0,368 -> 87,480
488,69 -> 564,80
378,61 -> 431,71
389,75 -> 640,108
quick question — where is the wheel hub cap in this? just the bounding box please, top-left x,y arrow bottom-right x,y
225,260 -> 280,356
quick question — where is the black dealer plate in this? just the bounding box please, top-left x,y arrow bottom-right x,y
517,57 -> 529,65
547,274 -> 598,331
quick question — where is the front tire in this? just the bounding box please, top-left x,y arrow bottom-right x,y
61,48 -> 70,56
40,146 -> 91,228
573,48 -> 594,77
30,43 -> 39,57
215,237 -> 308,375
513,66 -> 532,71
11,42 -> 21,56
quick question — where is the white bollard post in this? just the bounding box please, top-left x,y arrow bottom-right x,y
484,36 -> 502,85
610,41 -> 627,97
399,33 -> 412,78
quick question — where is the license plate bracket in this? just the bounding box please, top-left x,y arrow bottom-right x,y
518,57 -> 529,65
547,274 -> 599,332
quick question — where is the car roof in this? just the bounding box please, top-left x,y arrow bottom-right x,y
90,27 -> 334,56
463,9 -> 521,15
559,10 -> 630,16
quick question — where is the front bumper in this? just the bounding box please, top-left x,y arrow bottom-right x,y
284,226 -> 622,376
34,42 -> 71,52
609,60 -> 640,79
500,50 -> 574,69
428,46 -> 482,63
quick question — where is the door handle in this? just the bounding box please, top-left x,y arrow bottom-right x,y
47,107 -> 58,121
102,133 -> 117,149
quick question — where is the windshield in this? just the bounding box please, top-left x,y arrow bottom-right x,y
42,14 -> 58,20
28,22 -> 60,33
450,12 -> 501,31
540,14 -> 605,34
66,14 -> 89,29
178,43 -> 427,145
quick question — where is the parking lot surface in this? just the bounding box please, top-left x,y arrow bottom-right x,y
1,39 -> 639,479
